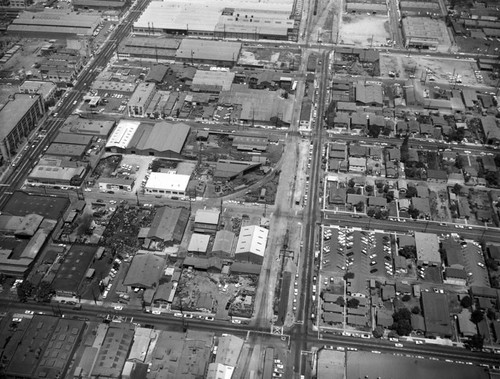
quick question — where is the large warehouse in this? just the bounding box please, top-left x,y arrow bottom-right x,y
402,17 -> 449,50
234,225 -> 269,265
133,0 -> 296,41
105,120 -> 191,158
7,9 -> 101,38
175,39 -> 242,67
0,93 -> 44,163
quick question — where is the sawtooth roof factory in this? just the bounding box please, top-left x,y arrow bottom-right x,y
133,0 -> 297,41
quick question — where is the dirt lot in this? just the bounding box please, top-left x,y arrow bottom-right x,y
238,47 -> 302,70
173,270 -> 258,319
340,14 -> 390,47
380,53 -> 480,85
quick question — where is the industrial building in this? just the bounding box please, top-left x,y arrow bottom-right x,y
27,157 -> 87,188
188,233 -> 211,254
91,324 -> 135,378
0,214 -> 55,277
123,253 -> 166,289
234,225 -> 269,264
210,230 -> 235,259
194,208 -> 220,234
143,206 -> 190,245
7,9 -> 101,38
175,39 -> 242,67
117,36 -> 180,61
400,1 -> 442,17
98,177 -> 135,192
44,143 -> 87,159
402,17 -> 449,50
39,49 -> 85,83
60,116 -> 116,137
72,0 -> 128,11
133,0 -> 296,41
18,80 -> 57,103
192,70 -> 236,92
0,93 -> 44,162
106,120 -> 191,158
51,245 -> 98,296
127,82 -> 157,117
144,172 -> 190,197
1,315 -> 85,379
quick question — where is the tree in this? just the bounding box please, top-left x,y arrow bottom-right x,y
344,272 -> 355,280
485,258 -> 499,271
36,282 -> 55,303
335,296 -> 345,307
451,183 -> 462,195
405,186 -> 417,198
402,294 -> 412,302
367,209 -> 376,217
460,295 -> 472,309
393,307 -> 412,323
347,298 -> 360,308
391,319 -> 412,336
385,191 -> 394,203
399,245 -> 417,260
470,309 -> 484,324
17,280 -> 34,302
373,326 -> 384,338
465,334 -> 484,351
408,205 -> 420,219
487,308 -> 496,320
388,330 -> 399,339
411,306 -> 420,314
354,201 -> 364,212
365,185 -> 374,193
76,213 -> 93,236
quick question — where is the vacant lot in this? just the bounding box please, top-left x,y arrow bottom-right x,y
340,14 -> 390,47
380,53 -> 480,85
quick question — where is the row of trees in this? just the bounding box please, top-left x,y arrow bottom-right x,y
17,280 -> 55,303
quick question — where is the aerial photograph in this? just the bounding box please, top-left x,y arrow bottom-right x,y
0,0 -> 499,377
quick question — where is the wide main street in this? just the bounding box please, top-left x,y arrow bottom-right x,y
1,0 -> 500,377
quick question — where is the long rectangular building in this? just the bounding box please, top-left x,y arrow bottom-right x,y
7,9 -> 101,38
133,0 -> 296,41
0,93 -> 44,162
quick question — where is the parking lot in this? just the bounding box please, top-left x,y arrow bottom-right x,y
321,227 -> 394,280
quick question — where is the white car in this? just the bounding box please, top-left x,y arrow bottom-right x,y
152,310 -> 161,315
24,310 -> 34,315
173,312 -> 183,318
231,319 -> 241,324
114,306 -> 123,311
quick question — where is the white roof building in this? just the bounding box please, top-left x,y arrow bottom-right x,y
144,172 -> 190,197
234,225 -> 268,264
187,233 -> 211,253
414,232 -> 441,265
105,119 -> 140,149
133,0 -> 295,41
195,208 -> 220,225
